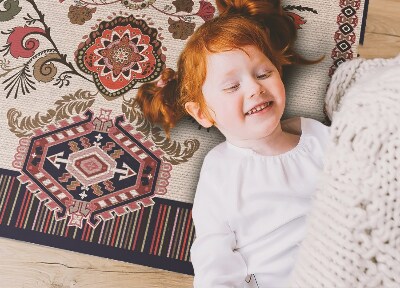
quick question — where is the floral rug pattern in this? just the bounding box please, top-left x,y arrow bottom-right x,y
0,0 -> 368,274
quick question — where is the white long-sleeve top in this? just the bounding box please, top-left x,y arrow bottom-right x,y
190,117 -> 330,288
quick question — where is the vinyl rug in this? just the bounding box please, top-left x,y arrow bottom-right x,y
0,0 -> 368,274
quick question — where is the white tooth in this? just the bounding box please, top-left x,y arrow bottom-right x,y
246,102 -> 272,115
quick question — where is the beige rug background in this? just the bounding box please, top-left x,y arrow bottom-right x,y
0,0 -> 367,204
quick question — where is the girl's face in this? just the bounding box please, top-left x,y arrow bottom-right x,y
201,45 -> 286,144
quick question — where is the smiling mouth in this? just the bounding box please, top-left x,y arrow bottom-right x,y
245,101 -> 273,116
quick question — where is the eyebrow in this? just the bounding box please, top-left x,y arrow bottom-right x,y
221,68 -> 238,78
217,68 -> 240,85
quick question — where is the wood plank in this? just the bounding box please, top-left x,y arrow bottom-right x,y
358,33 -> 400,59
363,0 -> 400,37
0,237 -> 194,288
358,0 -> 400,59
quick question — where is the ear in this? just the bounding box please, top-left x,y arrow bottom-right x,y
184,102 -> 214,128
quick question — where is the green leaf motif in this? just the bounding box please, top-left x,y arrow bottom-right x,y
168,17 -> 196,40
7,90 -> 97,137
172,0 -> 194,13
0,0 -> 22,22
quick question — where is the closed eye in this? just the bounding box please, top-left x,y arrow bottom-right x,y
223,83 -> 240,92
257,72 -> 272,79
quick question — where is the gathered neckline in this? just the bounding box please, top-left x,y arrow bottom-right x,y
225,118 -> 312,160
226,132 -> 307,160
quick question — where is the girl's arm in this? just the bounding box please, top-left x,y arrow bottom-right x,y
191,155 -> 248,288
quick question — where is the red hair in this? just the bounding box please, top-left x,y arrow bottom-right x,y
135,0 -> 324,137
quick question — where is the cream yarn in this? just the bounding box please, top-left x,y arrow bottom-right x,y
289,54 -> 400,288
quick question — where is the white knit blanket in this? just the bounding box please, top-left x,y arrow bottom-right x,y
289,54 -> 400,288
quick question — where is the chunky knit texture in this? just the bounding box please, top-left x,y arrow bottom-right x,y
289,54 -> 400,288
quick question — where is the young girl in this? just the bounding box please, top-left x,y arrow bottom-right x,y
136,0 -> 329,286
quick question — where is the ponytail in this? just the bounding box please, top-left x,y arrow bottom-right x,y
215,0 -> 324,66
134,68 -> 184,137
135,0 -> 324,137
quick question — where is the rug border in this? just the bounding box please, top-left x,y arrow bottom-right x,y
0,168 -> 194,276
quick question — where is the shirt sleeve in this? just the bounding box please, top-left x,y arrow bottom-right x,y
190,152 -> 248,288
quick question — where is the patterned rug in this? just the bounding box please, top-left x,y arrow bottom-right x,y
0,0 -> 368,275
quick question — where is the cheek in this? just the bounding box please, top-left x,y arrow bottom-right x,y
280,85 -> 286,102
226,99 -> 245,124
203,98 -> 226,123
274,80 -> 286,102
212,97 -> 243,123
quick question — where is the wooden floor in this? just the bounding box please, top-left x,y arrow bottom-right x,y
358,0 -> 400,59
0,0 -> 399,287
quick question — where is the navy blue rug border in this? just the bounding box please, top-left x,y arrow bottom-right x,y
0,167 -> 194,276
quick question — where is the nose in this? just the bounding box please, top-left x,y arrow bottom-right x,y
247,77 -> 264,98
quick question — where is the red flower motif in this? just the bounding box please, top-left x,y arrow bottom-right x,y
75,15 -> 165,99
98,34 -> 146,77
196,0 -> 215,22
6,25 -> 45,58
286,12 -> 307,29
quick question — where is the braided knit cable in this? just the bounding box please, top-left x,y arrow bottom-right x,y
290,54 -> 400,288
325,54 -> 400,120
